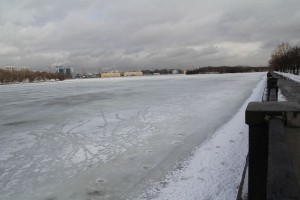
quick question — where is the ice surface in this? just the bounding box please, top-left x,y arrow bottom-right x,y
0,73 -> 265,200
138,74 -> 266,200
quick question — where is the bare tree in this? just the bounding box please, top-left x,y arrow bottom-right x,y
268,42 -> 300,75
0,69 -> 66,84
272,42 -> 291,72
288,45 -> 300,75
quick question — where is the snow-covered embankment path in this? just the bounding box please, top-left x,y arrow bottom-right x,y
275,71 -> 300,83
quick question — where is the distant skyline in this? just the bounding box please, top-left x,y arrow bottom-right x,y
1,0 -> 300,71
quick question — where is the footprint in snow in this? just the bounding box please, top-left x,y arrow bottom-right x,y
45,197 -> 56,200
96,178 -> 106,184
198,177 -> 205,181
172,141 -> 183,145
146,150 -> 154,154
221,161 -> 226,166
87,190 -> 106,197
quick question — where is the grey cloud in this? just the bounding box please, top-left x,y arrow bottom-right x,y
0,0 -> 300,71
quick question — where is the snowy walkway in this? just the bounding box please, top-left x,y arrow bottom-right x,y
274,72 -> 300,104
275,71 -> 300,83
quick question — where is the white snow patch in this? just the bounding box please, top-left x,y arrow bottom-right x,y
85,144 -> 100,155
278,89 -> 287,102
139,75 -> 266,200
241,168 -> 249,200
71,148 -> 86,164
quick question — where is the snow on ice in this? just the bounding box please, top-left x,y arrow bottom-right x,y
0,73 -> 266,200
139,74 -> 266,200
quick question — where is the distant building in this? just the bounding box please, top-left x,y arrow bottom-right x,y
65,66 -> 74,79
3,66 -> 17,71
100,72 -> 121,78
172,70 -> 179,74
20,66 -> 30,71
123,71 -> 143,77
55,66 -> 74,79
56,66 -> 64,74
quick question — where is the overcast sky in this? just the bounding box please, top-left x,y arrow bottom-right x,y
1,0 -> 300,72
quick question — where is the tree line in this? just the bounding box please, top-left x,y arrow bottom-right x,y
186,66 -> 269,75
141,69 -> 184,75
269,42 -> 300,75
0,69 -> 65,84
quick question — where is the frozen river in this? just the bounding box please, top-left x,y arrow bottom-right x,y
0,73 -> 264,200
